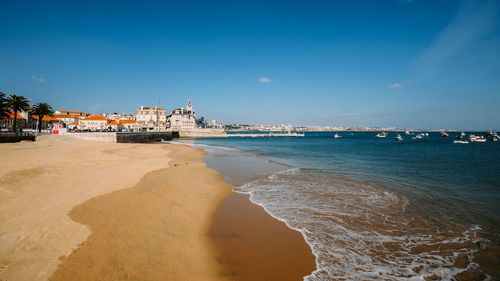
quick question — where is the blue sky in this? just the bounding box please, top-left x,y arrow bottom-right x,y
1,0 -> 499,129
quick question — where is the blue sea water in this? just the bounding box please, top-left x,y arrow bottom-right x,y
177,131 -> 500,280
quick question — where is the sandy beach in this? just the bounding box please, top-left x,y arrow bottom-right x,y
0,135 -> 315,281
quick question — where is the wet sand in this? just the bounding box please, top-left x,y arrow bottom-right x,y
1,135 -> 316,281
50,144 -> 233,281
212,193 -> 316,281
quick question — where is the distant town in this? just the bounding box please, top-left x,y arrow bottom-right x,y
0,94 -> 464,134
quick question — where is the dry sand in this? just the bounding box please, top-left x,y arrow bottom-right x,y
1,135 -> 316,281
0,135 -> 230,280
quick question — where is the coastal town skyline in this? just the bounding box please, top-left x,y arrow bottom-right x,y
2,1 -> 500,281
1,0 -> 499,130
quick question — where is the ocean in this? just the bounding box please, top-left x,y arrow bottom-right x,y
176,131 -> 500,280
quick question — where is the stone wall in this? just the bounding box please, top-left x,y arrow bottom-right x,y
61,132 -> 177,143
60,132 -> 117,142
116,132 -> 176,143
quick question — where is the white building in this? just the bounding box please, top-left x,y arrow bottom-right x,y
168,100 -> 196,130
53,110 -> 89,125
119,119 -> 137,131
79,115 -> 108,131
135,106 -> 167,131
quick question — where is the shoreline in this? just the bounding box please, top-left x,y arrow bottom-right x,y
189,141 -> 317,280
211,192 -> 316,281
1,135 -> 316,281
50,143 -> 233,281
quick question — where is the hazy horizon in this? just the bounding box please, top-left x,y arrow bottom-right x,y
1,0 -> 499,130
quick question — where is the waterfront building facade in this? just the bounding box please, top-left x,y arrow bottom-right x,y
119,119 -> 137,131
168,100 -> 196,130
79,115 -> 107,131
136,106 -> 167,131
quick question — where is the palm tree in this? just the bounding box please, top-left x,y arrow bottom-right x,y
7,94 -> 30,132
0,92 -> 9,119
31,102 -> 54,133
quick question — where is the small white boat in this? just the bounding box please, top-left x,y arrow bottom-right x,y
396,134 -> 403,141
453,139 -> 469,144
376,132 -> 388,138
334,133 -> 342,139
469,134 -> 486,142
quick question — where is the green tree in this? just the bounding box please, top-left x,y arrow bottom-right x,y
7,94 -> 30,132
31,102 -> 54,133
0,92 -> 10,119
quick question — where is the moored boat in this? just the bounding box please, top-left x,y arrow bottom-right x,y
469,134 -> 486,143
396,134 -> 403,141
334,133 -> 342,139
454,135 -> 468,144
376,132 -> 388,138
440,131 -> 449,137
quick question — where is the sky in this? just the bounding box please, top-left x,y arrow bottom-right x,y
1,0 -> 499,130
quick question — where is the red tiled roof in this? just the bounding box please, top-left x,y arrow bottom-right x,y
32,115 -> 60,122
107,120 -> 118,125
119,120 -> 136,124
3,111 -> 26,120
53,114 -> 83,119
81,115 -> 107,121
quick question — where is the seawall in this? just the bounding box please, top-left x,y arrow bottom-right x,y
60,132 -> 178,143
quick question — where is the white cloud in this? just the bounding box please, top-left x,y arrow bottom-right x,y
387,83 -> 402,88
259,77 -> 271,83
32,76 -> 46,83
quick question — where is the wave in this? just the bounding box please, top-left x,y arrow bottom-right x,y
234,168 -> 485,281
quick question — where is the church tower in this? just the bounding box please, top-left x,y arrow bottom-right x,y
186,99 -> 193,114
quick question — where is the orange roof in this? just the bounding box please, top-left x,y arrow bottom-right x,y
57,110 -> 87,114
119,120 -> 136,124
53,114 -> 83,119
107,120 -> 118,125
32,115 -> 60,122
81,115 -> 106,121
3,111 -> 26,120
70,121 -> 79,125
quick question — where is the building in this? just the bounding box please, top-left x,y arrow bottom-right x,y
79,115 -> 107,131
68,121 -> 79,131
0,111 -> 27,131
135,106 -> 167,131
53,110 -> 90,125
119,119 -> 137,131
31,115 -> 61,131
107,120 -> 119,131
168,99 -> 196,130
